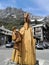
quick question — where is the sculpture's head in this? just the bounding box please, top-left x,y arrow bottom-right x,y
12,26 -> 16,32
12,26 -> 16,31
24,13 -> 30,23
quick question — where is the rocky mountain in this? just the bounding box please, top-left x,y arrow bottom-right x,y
0,7 -> 25,29
0,7 -> 24,19
0,7 -> 49,29
30,15 -> 44,20
43,16 -> 49,22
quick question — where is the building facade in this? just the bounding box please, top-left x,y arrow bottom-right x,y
0,26 -> 12,45
30,19 -> 47,43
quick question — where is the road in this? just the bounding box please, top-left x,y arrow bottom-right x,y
0,46 -> 49,65
0,47 -> 12,65
36,49 -> 49,65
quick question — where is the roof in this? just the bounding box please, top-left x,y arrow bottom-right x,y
31,18 -> 44,22
0,26 -> 12,36
32,24 -> 45,28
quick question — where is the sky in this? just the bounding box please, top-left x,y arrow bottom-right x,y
0,0 -> 49,16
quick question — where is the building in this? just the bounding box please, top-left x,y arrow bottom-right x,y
32,24 -> 45,42
0,25 -> 12,45
30,18 -> 47,43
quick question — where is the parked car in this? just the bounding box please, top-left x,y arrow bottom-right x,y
47,43 -> 49,48
36,43 -> 44,50
36,41 -> 49,49
43,42 -> 48,49
5,41 -> 13,48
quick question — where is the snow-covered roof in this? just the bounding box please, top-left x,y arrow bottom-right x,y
0,26 -> 12,36
30,19 -> 35,22
37,18 -> 44,21
31,18 -> 44,22
32,24 -> 44,28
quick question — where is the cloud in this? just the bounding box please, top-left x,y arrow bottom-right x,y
33,0 -> 49,12
0,3 -> 4,9
10,0 -> 16,4
0,3 -> 2,8
0,0 -> 17,9
23,0 -> 49,16
23,7 -> 44,16
0,0 -> 49,16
